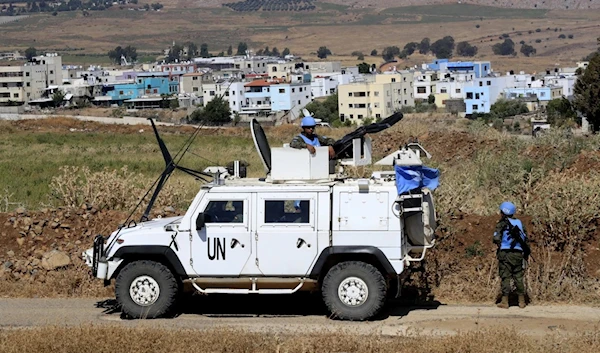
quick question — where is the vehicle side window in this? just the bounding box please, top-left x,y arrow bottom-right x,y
203,201 -> 244,223
264,200 -> 309,223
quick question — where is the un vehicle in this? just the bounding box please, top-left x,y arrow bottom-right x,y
84,114 -> 439,320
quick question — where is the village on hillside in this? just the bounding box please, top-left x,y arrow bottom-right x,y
0,48 -> 593,133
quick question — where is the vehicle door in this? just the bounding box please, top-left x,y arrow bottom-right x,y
190,194 -> 252,276
254,192 -> 318,276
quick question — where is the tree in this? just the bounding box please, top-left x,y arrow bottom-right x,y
492,39 -> 516,56
24,47 -> 37,61
456,41 -> 478,57
573,53 -> 600,132
520,43 -> 536,57
418,38 -> 430,54
186,42 -> 198,60
403,42 -> 419,56
227,45 -> 233,56
200,43 -> 209,58
272,47 -> 280,57
428,94 -> 435,105
546,97 -> 576,126
151,3 -> 163,10
189,96 -> 231,126
167,43 -> 183,63
317,46 -> 331,59
51,90 -> 65,108
303,93 -> 339,126
236,42 -> 248,55
358,62 -> 370,74
381,46 -> 400,62
489,99 -> 529,119
430,36 -> 455,59
370,49 -> 378,56
282,47 -> 290,57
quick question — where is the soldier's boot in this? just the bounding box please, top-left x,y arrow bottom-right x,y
518,295 -> 526,309
497,296 -> 509,309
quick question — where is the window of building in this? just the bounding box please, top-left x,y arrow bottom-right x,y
193,87 -> 198,92
50,80 -> 53,84
472,105 -> 478,110
348,104 -> 353,108
203,201 -> 244,223
192,77 -> 198,81
13,93 -> 18,98
391,78 -> 396,83
456,89 -> 461,93
49,70 -> 54,74
540,92 -> 545,97
357,104 -> 366,108
355,92 -> 366,97
374,91 -> 379,97
279,89 -> 285,93
404,88 -> 407,94
374,103 -> 379,108
387,102 -> 391,108
225,91 -> 229,96
153,89 -> 158,93
475,93 -> 480,99
417,87 -> 426,94
210,91 -> 215,96
350,114 -> 354,119
479,82 -> 483,87
404,100 -> 407,105
298,100 -> 301,104
119,90 -> 124,95
25,72 -> 30,77
26,83 -> 30,87
0,93 -> 9,98
348,92 -> 353,97
272,67 -> 277,72
292,88 -> 295,93
357,115 -> 363,119
376,114 -> 381,119
466,92 -> 473,99
1,83 -> 6,88
487,81 -> 491,86
264,200 -> 309,224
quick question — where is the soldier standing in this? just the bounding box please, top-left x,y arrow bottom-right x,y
493,201 -> 530,309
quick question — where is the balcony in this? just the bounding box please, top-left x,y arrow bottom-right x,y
240,104 -> 271,112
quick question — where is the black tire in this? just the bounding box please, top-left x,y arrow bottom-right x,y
115,260 -> 179,319
321,261 -> 387,321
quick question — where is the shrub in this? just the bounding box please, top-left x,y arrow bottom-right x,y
49,166 -> 188,211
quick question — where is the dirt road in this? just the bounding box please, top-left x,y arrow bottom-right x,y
0,297 -> 598,336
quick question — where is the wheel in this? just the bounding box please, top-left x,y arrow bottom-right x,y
321,261 -> 387,321
115,260 -> 180,319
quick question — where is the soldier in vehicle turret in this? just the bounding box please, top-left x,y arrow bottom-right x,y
289,116 -> 335,159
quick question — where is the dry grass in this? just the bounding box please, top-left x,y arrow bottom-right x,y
1,5 -> 599,72
1,325 -> 600,353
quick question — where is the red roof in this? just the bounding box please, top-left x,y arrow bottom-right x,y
244,80 -> 271,87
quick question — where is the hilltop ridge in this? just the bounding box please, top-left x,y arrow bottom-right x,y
193,0 -> 600,10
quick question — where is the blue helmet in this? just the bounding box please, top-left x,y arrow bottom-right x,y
499,201 -> 516,216
301,116 -> 316,127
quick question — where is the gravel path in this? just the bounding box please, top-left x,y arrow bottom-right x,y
1,298 -> 598,336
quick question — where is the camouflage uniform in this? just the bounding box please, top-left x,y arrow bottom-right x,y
289,133 -> 335,149
493,217 -> 529,296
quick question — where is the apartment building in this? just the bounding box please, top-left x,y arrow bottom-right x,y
0,53 -> 62,105
338,71 -> 414,124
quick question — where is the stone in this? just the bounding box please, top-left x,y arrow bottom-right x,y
41,250 -> 71,270
22,217 -> 32,226
60,224 -> 71,229
16,207 -> 26,215
164,206 -> 176,214
75,240 -> 82,245
33,225 -> 43,235
7,250 -> 15,257
16,238 -> 25,246
50,222 -> 60,229
3,261 -> 13,270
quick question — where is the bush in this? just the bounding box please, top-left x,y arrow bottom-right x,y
492,39 -> 515,56
456,41 -> 478,57
520,43 -> 536,57
558,34 -> 566,39
49,166 -> 187,211
535,39 -> 542,43
568,34 -> 574,39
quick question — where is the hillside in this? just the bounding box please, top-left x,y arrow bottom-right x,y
191,0 -> 600,10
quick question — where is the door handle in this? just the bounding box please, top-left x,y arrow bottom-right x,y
231,238 -> 245,249
296,238 -> 311,248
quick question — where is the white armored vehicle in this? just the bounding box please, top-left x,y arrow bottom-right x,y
84,114 -> 439,321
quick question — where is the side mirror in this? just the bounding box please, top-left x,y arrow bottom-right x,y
196,213 -> 206,230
